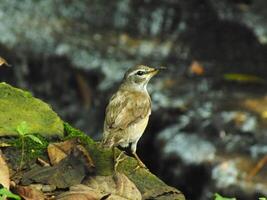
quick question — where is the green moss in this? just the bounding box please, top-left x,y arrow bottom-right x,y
0,82 -> 64,137
10,134 -> 49,163
64,122 -> 93,142
64,122 -> 113,175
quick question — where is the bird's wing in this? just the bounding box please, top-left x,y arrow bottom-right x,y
104,90 -> 151,132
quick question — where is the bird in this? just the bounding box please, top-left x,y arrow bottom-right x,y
101,65 -> 161,171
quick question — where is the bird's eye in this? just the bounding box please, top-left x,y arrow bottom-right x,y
136,71 -> 145,76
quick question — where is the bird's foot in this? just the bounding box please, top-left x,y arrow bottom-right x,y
133,160 -> 148,171
132,152 -> 148,171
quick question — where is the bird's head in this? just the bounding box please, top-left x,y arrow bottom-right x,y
122,65 -> 162,90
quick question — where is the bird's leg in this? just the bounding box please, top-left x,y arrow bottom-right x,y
114,151 -> 126,171
131,141 -> 147,170
112,146 -> 116,171
113,147 -> 126,171
133,152 -> 146,169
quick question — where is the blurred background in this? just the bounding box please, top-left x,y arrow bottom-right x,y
1,0 -> 267,199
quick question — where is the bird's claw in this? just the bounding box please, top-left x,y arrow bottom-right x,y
133,162 -> 148,171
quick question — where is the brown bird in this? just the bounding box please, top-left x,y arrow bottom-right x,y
102,65 -> 160,171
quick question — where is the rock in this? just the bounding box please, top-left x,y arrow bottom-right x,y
0,83 -> 185,200
0,82 -> 63,137
64,124 -> 185,200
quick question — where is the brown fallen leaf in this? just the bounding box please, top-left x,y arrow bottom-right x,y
15,185 -> 45,200
24,183 -> 56,193
73,145 -> 95,170
56,184 -> 102,200
48,139 -> 95,173
0,150 -> 10,189
242,96 -> 267,120
21,149 -> 94,189
85,173 -> 142,200
0,57 -> 11,67
189,60 -> 204,75
47,139 -> 77,165
57,173 -> 141,200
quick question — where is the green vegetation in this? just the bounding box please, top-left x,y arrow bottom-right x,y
0,185 -> 21,200
223,73 -> 265,84
15,121 -> 45,169
8,121 -> 49,169
64,122 -> 94,144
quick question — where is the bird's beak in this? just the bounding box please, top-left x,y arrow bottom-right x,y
148,66 -> 166,76
147,68 -> 159,76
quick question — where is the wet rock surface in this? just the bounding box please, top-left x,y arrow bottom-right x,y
1,0 -> 267,199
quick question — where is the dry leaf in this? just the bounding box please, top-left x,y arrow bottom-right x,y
15,185 -> 45,200
0,150 -> 10,189
242,97 -> 267,120
73,145 -> 95,170
86,173 -> 142,200
0,142 -> 11,147
0,57 -> 10,67
58,173 -> 141,200
48,139 -> 95,173
21,143 -> 95,189
189,61 -> 204,75
47,139 -> 77,165
56,185 -> 102,200
21,153 -> 88,189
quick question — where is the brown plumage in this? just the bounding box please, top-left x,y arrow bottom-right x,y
101,65 -> 159,170
102,89 -> 151,148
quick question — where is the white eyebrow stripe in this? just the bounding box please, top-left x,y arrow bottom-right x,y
128,69 -> 146,76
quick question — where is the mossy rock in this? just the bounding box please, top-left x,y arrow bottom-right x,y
0,83 -> 185,199
0,82 -> 63,137
65,124 -> 186,200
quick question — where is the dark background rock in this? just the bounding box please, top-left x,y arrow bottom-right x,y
1,0 -> 267,199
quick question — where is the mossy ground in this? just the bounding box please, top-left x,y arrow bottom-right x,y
64,122 -> 113,175
2,134 -> 49,169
